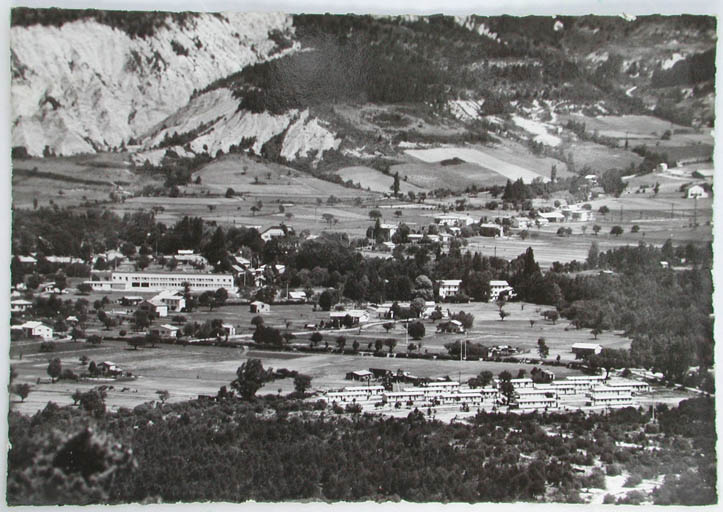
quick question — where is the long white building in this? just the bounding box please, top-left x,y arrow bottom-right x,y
107,272 -> 235,293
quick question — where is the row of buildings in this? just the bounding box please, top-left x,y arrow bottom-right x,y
325,374 -> 650,411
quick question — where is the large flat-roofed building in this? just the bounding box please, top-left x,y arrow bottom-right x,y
110,272 -> 234,293
586,385 -> 634,408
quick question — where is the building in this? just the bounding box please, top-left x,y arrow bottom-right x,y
18,321 -> 53,340
287,291 -> 307,303
538,211 -> 566,223
250,301 -> 270,314
513,388 -> 559,409
98,361 -> 123,376
346,370 -> 373,382
564,375 -> 606,393
479,223 -> 504,237
511,217 -> 530,229
329,310 -> 370,327
383,390 -> 425,404
571,343 -> 602,358
260,226 -> 287,242
137,300 -> 168,318
489,280 -> 515,302
173,250 -> 208,266
687,185 -> 708,199
151,290 -> 186,312
150,324 -> 180,338
434,214 -> 475,227
10,299 -> 32,313
604,379 -> 651,394
222,324 -> 236,337
586,385 -> 634,408
327,389 -> 383,403
437,279 -> 462,299
109,272 -> 234,294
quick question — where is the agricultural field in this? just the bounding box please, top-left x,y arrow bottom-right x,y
560,140 -> 643,173
335,166 -> 426,194
404,147 -> 549,185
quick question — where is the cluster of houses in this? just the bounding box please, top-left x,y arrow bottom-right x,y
326,373 -> 650,411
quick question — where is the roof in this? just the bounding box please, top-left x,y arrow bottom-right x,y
21,321 -> 46,328
330,310 -> 367,317
288,291 -> 306,299
159,324 -> 179,331
438,279 -> 462,286
572,343 -> 602,350
539,211 -> 565,219
490,280 -> 510,287
11,299 -> 32,305
350,370 -> 373,377
250,301 -> 268,306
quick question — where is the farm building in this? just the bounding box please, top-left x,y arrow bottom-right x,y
250,301 -> 270,313
571,343 -> 602,358
110,271 -> 234,294
16,321 -> 53,340
489,280 -> 515,302
437,279 -> 462,299
686,185 -> 708,199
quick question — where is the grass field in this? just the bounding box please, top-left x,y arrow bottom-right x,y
404,147 -> 549,184
336,166 -> 426,194
561,140 -> 643,172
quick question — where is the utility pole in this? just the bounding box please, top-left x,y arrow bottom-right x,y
671,204 -> 674,219
693,196 -> 698,228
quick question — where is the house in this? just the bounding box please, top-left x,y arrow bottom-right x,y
489,280 -> 515,302
538,211 -> 566,223
571,343 -> 602,358
437,319 -> 465,334
222,324 -> 236,337
250,301 -> 270,313
19,321 -> 53,340
511,217 -> 530,229
479,223 -> 504,237
687,185 -> 708,199
137,300 -> 168,318
329,310 -> 370,327
120,296 -> 144,307
173,250 -> 208,266
260,226 -> 287,242
287,291 -> 307,303
562,206 -> 594,222
437,279 -> 462,299
17,255 -> 37,268
98,361 -> 123,376
150,324 -> 180,338
434,214 -> 475,227
10,299 -> 32,313
151,290 -> 186,313
39,282 -> 59,294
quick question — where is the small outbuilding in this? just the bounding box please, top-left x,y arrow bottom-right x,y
250,301 -> 270,313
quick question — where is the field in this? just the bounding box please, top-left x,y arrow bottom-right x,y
336,166 -> 426,194
560,140 -> 643,173
404,147 -> 549,184
9,296 -> 639,416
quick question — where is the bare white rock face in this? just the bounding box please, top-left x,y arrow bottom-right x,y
11,12 -> 295,156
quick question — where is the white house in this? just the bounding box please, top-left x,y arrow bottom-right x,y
19,321 -> 53,340
151,290 -> 186,312
260,226 -> 287,242
571,343 -> 602,358
437,279 -> 462,299
489,280 -> 515,302
10,299 -> 32,313
151,324 -> 180,338
250,301 -> 270,313
222,323 -> 236,337
687,185 -> 708,199
538,211 -> 566,223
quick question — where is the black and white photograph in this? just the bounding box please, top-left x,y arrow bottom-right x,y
3,2 -> 719,506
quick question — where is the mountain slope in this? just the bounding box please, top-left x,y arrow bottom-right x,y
11,11 -> 295,156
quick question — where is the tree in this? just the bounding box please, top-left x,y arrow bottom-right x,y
368,209 -> 382,221
310,331 -> 323,347
225,187 -> 235,198
391,172 -> 400,196
543,310 -> 559,324
318,289 -> 337,311
322,213 -> 335,227
352,340 -> 360,352
231,359 -> 267,400
587,241 -> 600,268
499,309 -> 509,321
631,224 -> 640,233
214,288 -> 228,307
593,224 -> 601,236
47,358 -> 62,383
384,338 -> 397,353
336,336 -> 346,352
537,338 -> 549,359
13,383 -> 31,402
374,338 -> 384,352
293,374 -> 312,394
127,336 -> 146,350
498,370 -> 515,404
408,321 -> 425,340
77,283 -> 93,295
410,297 -> 426,318
383,322 -> 394,333
610,225 -> 624,237
156,390 -> 169,404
